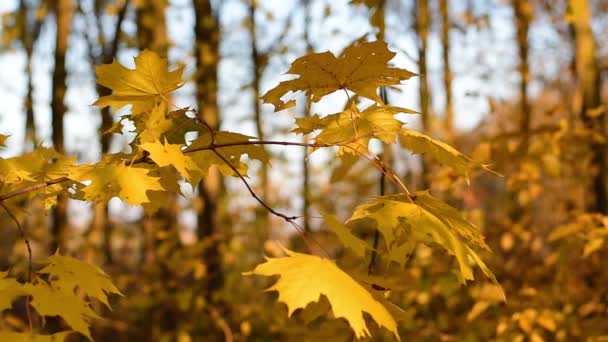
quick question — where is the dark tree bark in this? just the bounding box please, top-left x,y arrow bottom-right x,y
513,0 -> 532,152
50,0 -> 73,252
247,0 -> 270,232
440,0 -> 454,140
414,0 -> 431,188
193,0 -> 224,297
84,0 -> 130,264
19,0 -> 43,150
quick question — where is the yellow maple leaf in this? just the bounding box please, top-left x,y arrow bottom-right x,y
246,248 -> 399,340
39,252 -> 122,308
94,50 -> 184,115
69,159 -> 164,206
0,271 -> 27,312
347,195 -> 501,287
262,40 -> 415,111
141,139 -> 199,181
399,129 -> 495,179
25,283 -> 100,340
314,103 -> 412,155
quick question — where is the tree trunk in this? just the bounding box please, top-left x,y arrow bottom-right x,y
513,0 -> 532,152
440,0 -> 454,141
193,0 -> 224,297
570,0 -> 606,213
247,0 -> 270,233
301,0 -> 314,231
87,0 -> 130,265
414,0 -> 431,188
135,0 -> 177,268
135,0 -> 168,57
50,0 -> 73,253
19,0 -> 42,150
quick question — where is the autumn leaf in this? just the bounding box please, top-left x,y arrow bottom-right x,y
347,195 -> 499,284
314,103 -> 413,155
246,248 -> 399,340
69,158 -> 164,206
0,156 -> 36,184
94,50 -> 184,115
186,131 -> 270,184
399,129 -> 494,178
39,252 -> 122,308
291,114 -> 323,134
324,214 -> 370,258
413,191 -> 490,251
141,139 -> 199,181
25,283 -> 100,340
262,40 -> 416,111
0,271 -> 26,312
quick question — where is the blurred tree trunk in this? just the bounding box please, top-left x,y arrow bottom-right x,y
135,0 -> 176,268
19,0 -> 43,150
85,0 -> 130,265
194,0 -> 224,299
50,0 -> 73,252
440,0 -> 454,141
135,0 -> 169,57
513,0 -> 532,152
414,0 -> 431,188
569,0 -> 606,213
247,0 -> 270,233
302,0 -> 314,231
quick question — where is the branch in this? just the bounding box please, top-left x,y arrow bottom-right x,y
0,177 -> 70,202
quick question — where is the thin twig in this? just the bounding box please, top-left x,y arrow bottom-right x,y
0,177 -> 70,203
208,305 -> 233,342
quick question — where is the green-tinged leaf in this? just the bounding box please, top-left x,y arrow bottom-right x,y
413,191 -> 490,251
347,196 -> 497,283
262,40 -> 415,111
0,271 -> 26,311
39,252 -> 122,308
399,129 -> 493,178
324,214 -> 370,258
25,283 -> 100,340
94,49 -> 184,115
0,331 -> 73,342
141,139 -> 199,181
245,248 -> 399,340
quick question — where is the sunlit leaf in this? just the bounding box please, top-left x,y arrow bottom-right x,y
262,40 -> 415,111
246,248 -> 399,340
39,252 -> 122,308
94,50 -> 184,115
